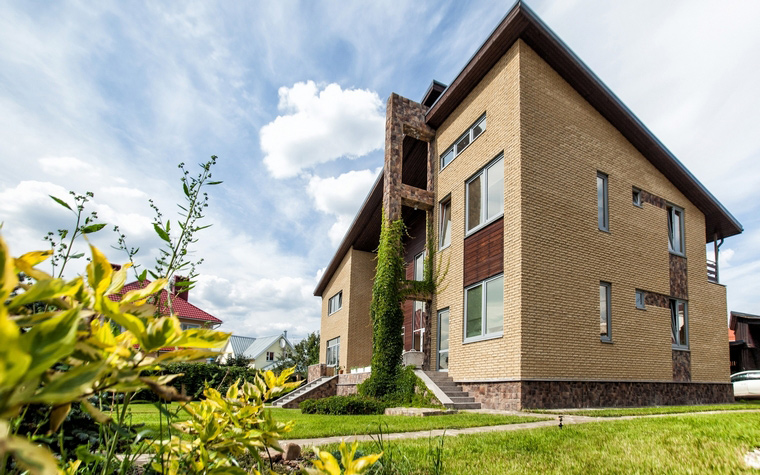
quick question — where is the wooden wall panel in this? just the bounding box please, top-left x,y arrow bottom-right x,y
463,218 -> 504,287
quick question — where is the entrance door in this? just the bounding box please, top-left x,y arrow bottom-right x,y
437,308 -> 449,371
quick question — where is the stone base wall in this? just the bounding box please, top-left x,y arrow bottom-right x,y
458,380 -> 733,410
307,364 -> 335,383
282,377 -> 337,409
336,373 -> 371,396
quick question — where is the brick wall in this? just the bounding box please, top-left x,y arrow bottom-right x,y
320,250 -> 352,368
347,249 -> 376,369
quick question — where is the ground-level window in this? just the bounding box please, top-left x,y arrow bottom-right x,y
439,198 -> 452,249
671,299 -> 688,349
600,282 -> 611,342
667,205 -> 685,255
464,274 -> 503,341
266,351 -> 275,361
328,291 -> 342,315
180,322 -> 201,331
326,337 -> 340,366
466,155 -> 504,234
412,301 -> 426,351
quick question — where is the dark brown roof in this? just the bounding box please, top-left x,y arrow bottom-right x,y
314,1 -> 743,296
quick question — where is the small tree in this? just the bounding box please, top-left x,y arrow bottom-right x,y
274,331 -> 319,379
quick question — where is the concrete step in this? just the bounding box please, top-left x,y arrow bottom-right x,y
449,396 -> 475,403
449,402 -> 481,409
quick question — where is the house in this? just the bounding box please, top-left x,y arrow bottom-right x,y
111,278 -> 223,352
217,332 -> 293,371
729,311 -> 760,373
313,2 -> 742,410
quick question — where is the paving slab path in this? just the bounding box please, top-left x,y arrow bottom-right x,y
284,408 -> 760,448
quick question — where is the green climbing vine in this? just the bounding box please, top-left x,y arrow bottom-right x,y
360,212 -> 449,399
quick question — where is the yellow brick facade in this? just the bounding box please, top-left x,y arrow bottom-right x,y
319,40 -> 731,388
319,247 -> 375,371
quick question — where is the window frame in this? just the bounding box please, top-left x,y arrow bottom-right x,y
465,154 -> 504,236
328,291 -> 343,315
326,337 -> 340,367
413,252 -> 425,281
412,300 -> 425,351
597,172 -> 609,231
180,322 -> 201,331
670,299 -> 689,350
266,351 -> 275,361
439,196 -> 452,250
463,274 -> 504,344
632,187 -> 642,207
600,282 -> 612,342
635,289 -> 646,310
440,114 -> 487,170
437,308 -> 450,371
667,204 -> 685,256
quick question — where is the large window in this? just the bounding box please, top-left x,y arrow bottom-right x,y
326,337 -> 340,366
600,282 -> 611,342
464,274 -> 503,341
440,114 -> 486,170
439,198 -> 452,249
668,205 -> 685,255
466,155 -> 504,234
671,299 -> 688,349
328,291 -> 342,315
597,172 -> 609,231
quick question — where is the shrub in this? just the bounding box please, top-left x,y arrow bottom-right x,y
300,395 -> 387,415
358,366 -> 439,408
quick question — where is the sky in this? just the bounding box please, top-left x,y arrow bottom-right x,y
1,0 -> 759,339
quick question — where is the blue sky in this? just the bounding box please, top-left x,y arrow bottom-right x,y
1,0 -> 759,338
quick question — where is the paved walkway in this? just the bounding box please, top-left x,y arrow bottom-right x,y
284,409 -> 760,448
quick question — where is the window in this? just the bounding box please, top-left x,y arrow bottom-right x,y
326,337 -> 340,366
412,300 -> 425,351
667,205 -> 685,255
440,114 -> 487,169
414,252 -> 425,281
464,274 -> 503,341
439,198 -> 452,249
180,322 -> 201,331
600,282 -> 611,342
597,172 -> 609,231
328,291 -> 342,315
670,299 -> 688,349
632,188 -> 642,207
266,351 -> 275,361
635,290 -> 646,310
466,155 -> 503,234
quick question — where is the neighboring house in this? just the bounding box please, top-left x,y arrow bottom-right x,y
729,311 -> 760,373
111,278 -> 223,353
314,2 -> 743,410
217,332 -> 293,371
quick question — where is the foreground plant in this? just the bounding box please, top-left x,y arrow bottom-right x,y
0,236 -> 230,474
308,440 -> 382,475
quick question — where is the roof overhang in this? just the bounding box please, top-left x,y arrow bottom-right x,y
427,1 -> 742,242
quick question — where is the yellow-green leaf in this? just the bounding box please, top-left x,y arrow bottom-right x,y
8,278 -> 82,309
81,400 -> 113,425
49,403 -> 71,433
0,236 -> 17,302
19,306 -> 80,381
86,244 -> 113,297
120,278 -> 167,304
173,328 -> 230,349
15,250 -> 53,268
29,361 -> 107,405
154,348 -> 220,364
105,262 -> 132,296
1,434 -> 59,475
142,316 -> 182,352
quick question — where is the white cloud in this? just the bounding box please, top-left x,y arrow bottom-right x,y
307,168 -> 380,246
38,156 -> 90,175
260,81 -> 384,178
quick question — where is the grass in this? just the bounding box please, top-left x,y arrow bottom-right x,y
124,403 -> 546,440
330,412 -> 760,474
525,400 -> 760,417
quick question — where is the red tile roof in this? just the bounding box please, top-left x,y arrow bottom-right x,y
110,280 -> 222,324
729,328 -> 736,342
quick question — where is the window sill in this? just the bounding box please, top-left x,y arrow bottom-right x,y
669,251 -> 686,258
601,338 -> 613,344
465,213 -> 504,237
598,227 -> 610,234
463,332 -> 503,345
636,306 -> 646,311
672,346 -> 690,352
439,243 -> 451,251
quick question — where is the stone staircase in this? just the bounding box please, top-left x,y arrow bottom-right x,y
421,371 -> 481,410
270,376 -> 337,408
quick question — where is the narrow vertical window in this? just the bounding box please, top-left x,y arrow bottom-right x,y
414,252 -> 425,281
412,300 -> 425,351
439,198 -> 452,249
670,299 -> 688,349
635,289 -> 646,309
597,172 -> 609,231
667,205 -> 685,255
632,188 -> 642,207
600,282 -> 611,342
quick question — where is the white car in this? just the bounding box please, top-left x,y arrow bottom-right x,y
732,371 -> 760,399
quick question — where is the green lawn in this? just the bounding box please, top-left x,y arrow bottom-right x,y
330,412 -> 760,474
525,400 -> 760,417
124,404 -> 546,440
